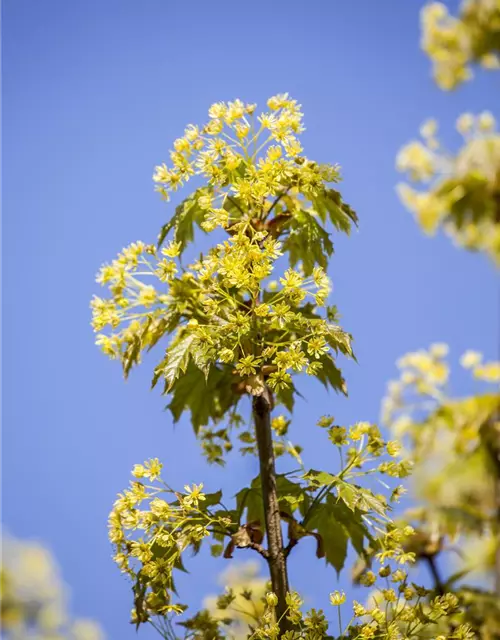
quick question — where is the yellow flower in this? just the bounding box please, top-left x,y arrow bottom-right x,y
386,441 -> 401,457
396,141 -> 435,181
381,588 -> 397,602
161,241 -> 182,258
234,123 -> 250,139
353,601 -> 366,616
473,362 -> 500,383
420,118 -> 438,139
137,286 -> 157,308
236,355 -> 262,376
183,483 -> 206,507
132,464 -> 146,479
280,268 -> 303,289
271,415 -> 289,436
307,336 -> 329,359
429,342 -> 448,358
267,93 -> 290,110
456,113 -> 474,135
329,590 -> 346,606
478,111 -> 496,132
153,163 -> 170,183
460,350 -> 482,369
208,102 -> 226,119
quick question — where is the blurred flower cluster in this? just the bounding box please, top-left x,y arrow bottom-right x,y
421,1 -> 500,90
200,561 -> 269,639
1,533 -> 104,640
173,562 -> 466,640
397,112 -> 500,265
382,344 -> 500,575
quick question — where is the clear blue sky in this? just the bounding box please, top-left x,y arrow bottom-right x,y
3,0 -> 498,637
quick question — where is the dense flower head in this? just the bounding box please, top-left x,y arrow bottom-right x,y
397,113 -> 500,265
92,95 -> 358,441
152,94 -> 309,202
91,227 -> 350,402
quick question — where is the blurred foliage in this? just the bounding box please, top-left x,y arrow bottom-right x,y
421,1 -> 500,90
1,533 -> 105,640
397,112 -> 500,265
382,345 -> 500,638
197,561 -> 269,639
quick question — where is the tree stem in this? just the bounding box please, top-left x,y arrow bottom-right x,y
424,555 -> 444,595
253,390 -> 290,632
480,411 -> 500,597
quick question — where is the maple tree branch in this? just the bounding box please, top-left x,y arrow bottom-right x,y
253,389 -> 291,634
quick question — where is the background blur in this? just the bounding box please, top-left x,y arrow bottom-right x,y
2,0 -> 498,637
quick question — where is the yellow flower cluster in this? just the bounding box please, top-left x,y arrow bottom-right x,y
152,95 -> 345,242
245,581 -> 466,640
152,94 -> 306,201
397,113 -> 500,265
92,95 -> 357,452
421,1 -> 500,90
382,344 -> 499,449
203,561 -> 269,638
92,222 -> 348,396
382,344 -> 500,571
108,459 -> 233,626
315,416 -> 413,484
460,349 -> 500,382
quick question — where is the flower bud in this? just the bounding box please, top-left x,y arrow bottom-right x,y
266,592 -> 278,607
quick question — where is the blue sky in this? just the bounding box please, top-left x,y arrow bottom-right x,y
3,0 -> 499,637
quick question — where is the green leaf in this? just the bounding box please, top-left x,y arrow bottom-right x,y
202,490 -> 223,508
336,480 -> 359,511
157,188 -> 208,252
307,495 -> 371,572
210,544 -> 224,558
235,474 -> 306,525
123,335 -> 142,379
275,383 -> 295,412
303,469 -> 338,488
328,498 -> 371,556
145,313 -> 181,352
337,480 -> 389,519
314,354 -> 348,396
307,501 -> 348,573
311,188 -> 358,233
167,362 -> 237,433
164,333 -> 196,390
325,325 -> 354,360
191,344 -> 212,380
283,209 -> 333,276
356,488 -> 389,519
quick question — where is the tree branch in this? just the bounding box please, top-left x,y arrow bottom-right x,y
424,555 -> 444,596
246,541 -> 270,559
480,413 -> 500,597
253,389 -> 291,634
